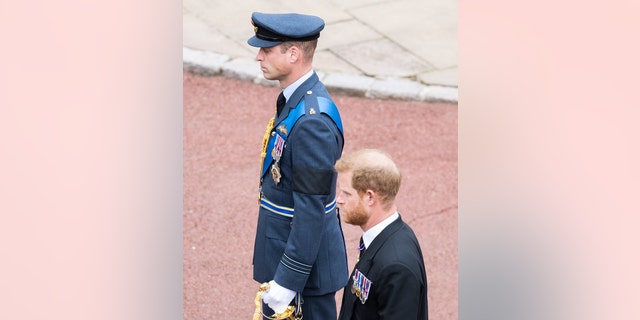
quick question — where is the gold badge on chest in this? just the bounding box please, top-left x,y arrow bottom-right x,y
276,124 -> 288,136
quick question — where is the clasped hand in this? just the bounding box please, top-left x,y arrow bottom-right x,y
261,280 -> 296,314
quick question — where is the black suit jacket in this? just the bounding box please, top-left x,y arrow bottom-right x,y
338,215 -> 428,320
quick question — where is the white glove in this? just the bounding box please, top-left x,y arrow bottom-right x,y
262,280 -> 296,314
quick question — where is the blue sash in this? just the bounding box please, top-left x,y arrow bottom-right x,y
260,97 -> 343,180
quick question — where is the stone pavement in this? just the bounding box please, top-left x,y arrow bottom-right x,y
183,0 -> 458,103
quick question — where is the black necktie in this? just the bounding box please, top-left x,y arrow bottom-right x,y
276,92 -> 286,116
357,236 -> 365,261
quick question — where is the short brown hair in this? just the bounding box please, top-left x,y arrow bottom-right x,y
279,39 -> 318,61
335,149 -> 401,207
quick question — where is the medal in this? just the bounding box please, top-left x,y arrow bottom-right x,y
272,134 -> 285,161
270,134 -> 285,185
352,269 -> 372,304
271,164 -> 281,184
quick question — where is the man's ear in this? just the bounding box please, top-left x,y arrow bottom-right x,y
289,46 -> 300,63
365,190 -> 376,206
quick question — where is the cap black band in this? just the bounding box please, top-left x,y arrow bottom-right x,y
255,26 -> 319,43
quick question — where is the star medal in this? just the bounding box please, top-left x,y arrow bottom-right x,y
271,164 -> 281,184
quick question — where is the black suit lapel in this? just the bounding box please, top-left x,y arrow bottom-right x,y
357,216 -> 405,265
340,216 -> 406,319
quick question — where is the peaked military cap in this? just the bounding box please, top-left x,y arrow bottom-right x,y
247,12 -> 325,48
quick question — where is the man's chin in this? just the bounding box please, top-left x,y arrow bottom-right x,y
343,215 -> 369,227
260,70 -> 274,80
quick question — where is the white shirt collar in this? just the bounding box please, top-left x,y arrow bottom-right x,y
361,212 -> 399,249
282,69 -> 314,100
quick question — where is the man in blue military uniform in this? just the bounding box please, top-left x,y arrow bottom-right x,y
247,12 -> 349,320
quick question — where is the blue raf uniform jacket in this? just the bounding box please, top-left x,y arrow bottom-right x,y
253,72 -> 349,296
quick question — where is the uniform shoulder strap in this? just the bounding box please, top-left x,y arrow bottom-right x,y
296,90 -> 343,135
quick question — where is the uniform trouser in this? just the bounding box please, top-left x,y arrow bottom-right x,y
262,292 -> 337,320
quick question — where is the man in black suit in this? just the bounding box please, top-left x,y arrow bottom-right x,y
335,149 -> 428,320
